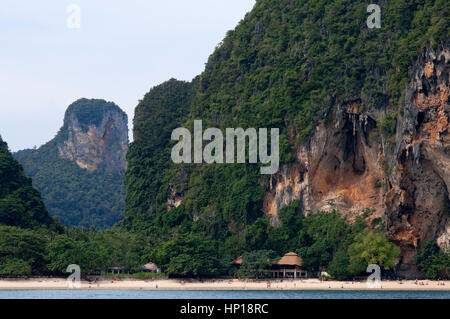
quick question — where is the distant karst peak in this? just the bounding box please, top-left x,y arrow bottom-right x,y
57,98 -> 129,172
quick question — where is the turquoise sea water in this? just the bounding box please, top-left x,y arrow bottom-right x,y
0,290 -> 449,299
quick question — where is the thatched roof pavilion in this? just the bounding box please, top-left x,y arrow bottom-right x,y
142,262 -> 160,272
230,252 -> 307,278
271,252 -> 307,278
277,252 -> 303,267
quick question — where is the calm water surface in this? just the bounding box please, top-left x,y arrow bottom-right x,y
0,290 -> 449,299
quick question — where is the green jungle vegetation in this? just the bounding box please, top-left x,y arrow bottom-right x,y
414,241 -> 450,279
0,134 -> 412,278
0,137 -> 58,231
1,0 -> 449,278
0,136 -> 149,276
121,0 -> 449,278
14,99 -> 126,229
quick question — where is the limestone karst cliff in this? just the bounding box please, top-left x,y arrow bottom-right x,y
58,98 -> 129,172
14,98 -> 128,229
261,45 -> 449,277
124,0 -> 449,278
385,46 -> 449,276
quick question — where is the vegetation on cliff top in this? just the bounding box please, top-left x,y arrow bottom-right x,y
63,98 -> 127,133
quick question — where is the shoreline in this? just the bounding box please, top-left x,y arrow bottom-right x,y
0,278 -> 449,291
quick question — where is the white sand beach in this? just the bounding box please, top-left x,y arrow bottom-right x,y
0,278 -> 448,291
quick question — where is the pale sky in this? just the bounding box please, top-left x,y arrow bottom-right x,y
0,0 -> 256,151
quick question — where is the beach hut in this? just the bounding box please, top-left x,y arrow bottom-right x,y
270,252 -> 307,279
230,256 -> 243,265
142,262 -> 160,273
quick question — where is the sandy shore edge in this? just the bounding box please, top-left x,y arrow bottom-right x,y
0,278 -> 449,291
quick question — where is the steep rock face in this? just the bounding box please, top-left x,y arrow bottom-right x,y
385,46 -> 449,276
264,109 -> 384,226
58,99 -> 129,172
262,45 -> 449,277
263,164 -> 306,226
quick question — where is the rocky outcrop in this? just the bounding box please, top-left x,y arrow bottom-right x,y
385,46 -> 449,276
264,108 -> 384,227
58,99 -> 129,172
14,98 -> 129,229
262,45 -> 449,277
437,224 -> 450,252
167,185 -> 183,210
